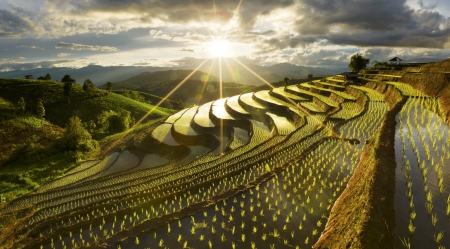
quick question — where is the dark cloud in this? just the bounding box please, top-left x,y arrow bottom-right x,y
417,0 -> 439,10
286,0 -> 450,48
0,9 -> 35,37
46,0 -> 294,31
55,42 -> 119,52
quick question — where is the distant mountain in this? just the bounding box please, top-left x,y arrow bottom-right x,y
0,62 -> 340,87
180,61 -> 341,85
0,65 -> 170,87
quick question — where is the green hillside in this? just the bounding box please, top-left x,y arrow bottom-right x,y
0,78 -> 174,202
0,78 -> 173,127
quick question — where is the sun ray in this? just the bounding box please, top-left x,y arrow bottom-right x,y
219,57 -> 224,156
101,58 -> 211,156
223,0 -> 244,38
197,58 -> 217,105
222,57 -> 239,83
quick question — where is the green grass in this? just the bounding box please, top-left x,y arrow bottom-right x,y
46,91 -> 173,127
112,90 -> 179,105
0,152 -> 76,203
0,78 -> 174,128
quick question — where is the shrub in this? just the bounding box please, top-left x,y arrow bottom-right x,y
98,109 -> 134,134
64,116 -> 94,151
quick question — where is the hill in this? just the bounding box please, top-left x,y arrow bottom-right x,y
0,78 -> 173,128
0,78 -> 174,202
181,60 -> 341,85
0,65 -> 170,87
102,70 -> 252,105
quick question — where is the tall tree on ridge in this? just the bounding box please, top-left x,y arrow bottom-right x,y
348,53 -> 370,72
62,74 -> 76,103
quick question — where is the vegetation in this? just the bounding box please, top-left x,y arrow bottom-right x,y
106,82 -> 112,93
62,74 -> 75,103
17,97 -> 26,115
348,53 -> 370,72
98,109 -> 134,134
82,79 -> 95,93
63,116 -> 97,152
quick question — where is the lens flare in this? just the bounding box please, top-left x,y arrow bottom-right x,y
208,39 -> 230,58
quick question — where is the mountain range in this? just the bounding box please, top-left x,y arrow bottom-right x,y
0,63 -> 341,86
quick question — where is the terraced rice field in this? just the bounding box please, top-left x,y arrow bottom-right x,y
3,74 -> 447,249
394,97 -> 450,248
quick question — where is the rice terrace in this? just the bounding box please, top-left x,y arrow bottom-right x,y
1,57 -> 450,249
1,1 -> 450,248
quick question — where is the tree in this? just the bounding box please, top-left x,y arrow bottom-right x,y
283,77 -> 290,90
82,120 -> 97,133
36,98 -> 45,119
17,97 -> 26,115
45,73 -> 51,81
163,100 -> 173,109
106,82 -> 112,93
98,110 -> 134,134
83,78 -> 95,92
64,116 -> 94,151
348,53 -> 370,72
61,74 -> 75,103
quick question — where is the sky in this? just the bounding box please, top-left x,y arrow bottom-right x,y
0,0 -> 450,72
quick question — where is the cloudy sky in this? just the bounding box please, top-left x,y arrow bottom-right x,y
0,0 -> 450,72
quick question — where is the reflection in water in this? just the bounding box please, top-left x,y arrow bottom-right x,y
394,97 -> 450,248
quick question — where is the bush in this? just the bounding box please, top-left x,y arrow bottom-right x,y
64,116 -> 94,151
10,141 -> 45,163
98,109 -> 134,134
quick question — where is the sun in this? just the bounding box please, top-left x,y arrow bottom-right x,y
207,39 -> 231,58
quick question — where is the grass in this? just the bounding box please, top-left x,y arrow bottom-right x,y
45,91 -> 172,127
0,78 -> 174,128
0,152 -> 76,202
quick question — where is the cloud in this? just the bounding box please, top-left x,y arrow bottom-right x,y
57,53 -> 71,57
17,45 -> 44,50
0,59 -> 76,71
417,0 -> 439,10
0,56 -> 25,64
291,0 -> 450,48
55,42 -> 119,52
180,48 -> 194,53
0,0 -> 296,38
0,9 -> 36,37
